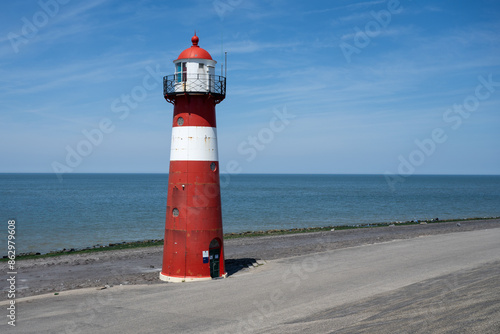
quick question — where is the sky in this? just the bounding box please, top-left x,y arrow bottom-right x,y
1,0 -> 499,176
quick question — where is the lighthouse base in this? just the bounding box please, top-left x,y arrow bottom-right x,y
159,272 -> 228,283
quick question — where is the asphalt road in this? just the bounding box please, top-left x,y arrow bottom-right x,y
2,228 -> 499,333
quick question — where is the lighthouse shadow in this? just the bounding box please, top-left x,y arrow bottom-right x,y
225,258 -> 261,276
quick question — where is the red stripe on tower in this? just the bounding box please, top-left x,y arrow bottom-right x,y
160,33 -> 227,282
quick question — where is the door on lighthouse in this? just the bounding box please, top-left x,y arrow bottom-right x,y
209,238 -> 220,278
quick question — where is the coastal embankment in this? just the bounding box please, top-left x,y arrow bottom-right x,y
2,218 -> 498,298
0,218 -> 499,333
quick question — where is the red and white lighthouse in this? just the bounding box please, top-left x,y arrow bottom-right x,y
160,33 -> 227,282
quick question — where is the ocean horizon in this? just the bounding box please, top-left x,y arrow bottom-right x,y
1,173 -> 499,255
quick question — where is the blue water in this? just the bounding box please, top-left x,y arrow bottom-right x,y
1,173 -> 499,255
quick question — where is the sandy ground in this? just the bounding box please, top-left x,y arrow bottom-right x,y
1,218 -> 498,298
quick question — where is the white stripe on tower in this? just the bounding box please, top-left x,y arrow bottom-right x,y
170,126 -> 218,161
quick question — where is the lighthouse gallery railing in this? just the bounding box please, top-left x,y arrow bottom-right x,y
163,74 -> 226,100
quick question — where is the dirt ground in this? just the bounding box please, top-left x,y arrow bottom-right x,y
2,219 -> 499,298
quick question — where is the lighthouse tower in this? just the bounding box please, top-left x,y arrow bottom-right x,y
160,33 -> 227,282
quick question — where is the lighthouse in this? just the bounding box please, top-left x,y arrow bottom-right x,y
160,33 -> 227,282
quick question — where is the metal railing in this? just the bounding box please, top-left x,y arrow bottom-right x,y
163,74 -> 226,102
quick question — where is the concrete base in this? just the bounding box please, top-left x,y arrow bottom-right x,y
159,272 -> 227,283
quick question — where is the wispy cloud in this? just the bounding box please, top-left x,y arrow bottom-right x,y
304,0 -> 387,15
340,26 -> 413,41
223,40 -> 301,53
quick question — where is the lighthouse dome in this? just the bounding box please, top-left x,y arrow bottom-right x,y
176,33 -> 213,61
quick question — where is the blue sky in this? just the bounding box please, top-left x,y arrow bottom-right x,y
1,0 -> 499,176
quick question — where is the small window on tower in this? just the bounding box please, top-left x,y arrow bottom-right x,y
199,63 -> 204,69
172,208 -> 179,217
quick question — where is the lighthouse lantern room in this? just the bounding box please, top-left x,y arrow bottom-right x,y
164,34 -> 225,103
160,33 -> 227,282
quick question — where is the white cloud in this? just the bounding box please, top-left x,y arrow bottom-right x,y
223,40 -> 301,54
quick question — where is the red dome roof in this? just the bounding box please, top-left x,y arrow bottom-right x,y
175,33 -> 213,61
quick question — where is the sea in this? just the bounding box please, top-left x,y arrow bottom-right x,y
1,173 -> 499,256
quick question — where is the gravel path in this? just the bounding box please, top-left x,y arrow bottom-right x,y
2,219 -> 499,298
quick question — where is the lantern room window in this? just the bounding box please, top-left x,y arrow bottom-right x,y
176,62 -> 187,83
